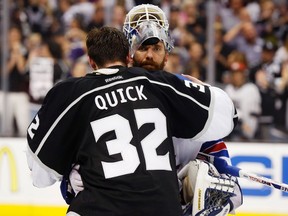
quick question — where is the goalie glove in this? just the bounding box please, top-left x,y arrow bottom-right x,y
178,159 -> 237,216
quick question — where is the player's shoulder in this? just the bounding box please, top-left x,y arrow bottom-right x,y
127,67 -> 181,81
53,77 -> 79,89
46,77 -> 81,99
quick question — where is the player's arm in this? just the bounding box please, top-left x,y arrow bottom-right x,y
198,140 -> 243,213
26,85 -> 64,187
60,165 -> 81,204
160,72 -> 238,142
27,81 -> 79,188
26,148 -> 59,187
174,73 -> 238,142
178,74 -> 210,87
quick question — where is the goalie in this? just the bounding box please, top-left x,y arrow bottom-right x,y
61,4 -> 243,215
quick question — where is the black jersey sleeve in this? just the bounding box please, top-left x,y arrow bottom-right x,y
27,67 -> 237,190
27,79 -> 81,185
26,67 -> 236,216
141,70 -> 238,141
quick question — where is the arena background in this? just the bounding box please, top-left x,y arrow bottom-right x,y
1,0 -> 288,215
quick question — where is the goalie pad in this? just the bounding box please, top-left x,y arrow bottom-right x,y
178,159 -> 236,216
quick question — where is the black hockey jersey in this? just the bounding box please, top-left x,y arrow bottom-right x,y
27,66 -> 237,216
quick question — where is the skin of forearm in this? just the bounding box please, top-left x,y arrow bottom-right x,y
223,23 -> 242,43
7,53 -> 26,74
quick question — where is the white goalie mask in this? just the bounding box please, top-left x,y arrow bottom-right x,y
129,21 -> 174,57
123,4 -> 173,57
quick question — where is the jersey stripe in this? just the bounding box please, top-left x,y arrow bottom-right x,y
34,76 -> 210,155
149,79 -> 209,110
200,140 -> 229,158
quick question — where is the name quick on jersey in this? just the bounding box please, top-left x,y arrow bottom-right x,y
95,85 -> 147,110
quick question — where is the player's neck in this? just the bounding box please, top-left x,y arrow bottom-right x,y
102,61 -> 127,68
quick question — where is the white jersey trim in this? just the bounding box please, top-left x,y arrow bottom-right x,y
28,76 -> 234,185
33,76 -> 211,156
66,211 -> 81,216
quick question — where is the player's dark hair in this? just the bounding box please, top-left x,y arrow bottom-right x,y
86,27 -> 129,68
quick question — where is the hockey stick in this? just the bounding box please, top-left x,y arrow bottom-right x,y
197,152 -> 288,193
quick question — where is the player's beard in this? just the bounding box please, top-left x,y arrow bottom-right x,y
133,59 -> 166,71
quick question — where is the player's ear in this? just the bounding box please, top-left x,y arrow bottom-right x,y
126,54 -> 133,67
163,53 -> 169,67
88,57 -> 98,70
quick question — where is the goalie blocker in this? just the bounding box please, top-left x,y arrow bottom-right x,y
178,159 -> 242,216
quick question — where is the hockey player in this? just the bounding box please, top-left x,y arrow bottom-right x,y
27,26 -> 237,216
64,4 -> 243,216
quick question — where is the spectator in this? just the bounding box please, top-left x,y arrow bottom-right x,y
86,1 -> 105,31
164,48 -> 183,74
185,41 -> 207,81
274,60 -> 288,135
10,4 -> 31,38
3,0 -> 288,142
169,5 -> 188,47
27,39 -> 67,119
245,0 -> 261,23
255,0 -> 278,41
70,56 -> 90,78
0,26 -> 29,137
224,21 -> 264,68
224,51 -> 261,141
61,0 -> 95,31
102,0 -> 134,27
110,4 -> 127,30
217,0 -> 251,32
168,5 -> 181,32
181,0 -> 206,44
213,23 -> 235,84
274,0 -> 288,40
168,5 -> 193,67
249,40 -> 280,140
183,62 -> 205,81
64,19 -> 87,67
57,0 -> 73,31
25,33 -> 43,64
250,40 -> 280,82
24,0 -> 53,36
274,30 -> 288,66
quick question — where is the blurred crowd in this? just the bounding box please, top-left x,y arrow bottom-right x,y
0,0 -> 288,142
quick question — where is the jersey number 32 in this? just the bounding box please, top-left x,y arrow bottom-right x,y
91,108 -> 172,179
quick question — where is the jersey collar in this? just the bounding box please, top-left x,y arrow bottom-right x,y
90,65 -> 126,75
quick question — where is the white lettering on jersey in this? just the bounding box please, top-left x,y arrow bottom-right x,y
28,115 -> 40,139
91,114 -> 140,178
116,88 -> 127,103
184,80 -> 205,93
135,85 -> 147,100
90,108 -> 171,179
126,86 -> 137,101
105,75 -> 123,83
135,109 -> 171,170
94,85 -> 147,110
